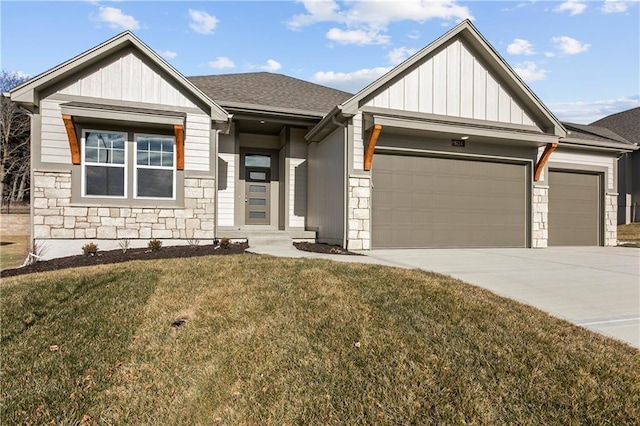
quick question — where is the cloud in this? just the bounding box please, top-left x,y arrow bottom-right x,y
260,59 -> 282,72
326,28 -> 390,45
552,36 -> 590,54
513,61 -> 548,82
387,47 -> 418,65
288,0 -> 472,45
208,56 -> 234,69
554,0 -> 587,15
548,95 -> 640,124
507,39 -> 535,55
407,30 -> 421,40
311,66 -> 392,93
160,51 -> 177,59
188,9 -> 219,34
601,0 -> 639,13
97,6 -> 139,30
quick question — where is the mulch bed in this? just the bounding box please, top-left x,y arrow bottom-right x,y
1,242 -> 249,278
293,242 -> 362,256
1,241 -> 361,278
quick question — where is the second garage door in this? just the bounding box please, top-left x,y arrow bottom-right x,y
548,170 -> 601,246
372,153 -> 528,248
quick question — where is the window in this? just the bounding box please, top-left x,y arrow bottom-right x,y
82,131 -> 126,197
135,134 -> 175,199
81,130 -> 176,201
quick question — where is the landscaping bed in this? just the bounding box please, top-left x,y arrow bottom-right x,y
293,241 -> 362,255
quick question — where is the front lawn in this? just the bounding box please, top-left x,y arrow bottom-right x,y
618,223 -> 640,241
1,256 -> 638,424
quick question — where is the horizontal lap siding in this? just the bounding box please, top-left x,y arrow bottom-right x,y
217,131 -> 236,227
184,113 -> 211,172
40,99 -> 70,164
550,151 -> 615,191
289,129 -> 307,228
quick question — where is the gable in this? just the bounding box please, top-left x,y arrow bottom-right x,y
56,48 -> 198,109
362,38 -> 538,129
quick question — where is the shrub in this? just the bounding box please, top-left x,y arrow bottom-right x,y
82,242 -> 98,257
119,239 -> 130,253
147,239 -> 163,251
219,237 -> 230,249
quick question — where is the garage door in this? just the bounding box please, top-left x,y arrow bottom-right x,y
372,154 -> 528,248
548,170 -> 600,246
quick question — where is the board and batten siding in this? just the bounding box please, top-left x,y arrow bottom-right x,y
40,99 -> 71,163
307,127 -> 345,245
57,51 -> 197,109
288,129 -> 307,228
217,130 -> 236,226
549,151 -> 615,191
363,39 -> 537,128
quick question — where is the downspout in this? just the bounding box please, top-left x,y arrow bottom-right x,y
213,128 -> 219,243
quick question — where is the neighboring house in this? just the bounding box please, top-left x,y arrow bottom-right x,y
590,108 -> 640,224
8,20 -> 636,259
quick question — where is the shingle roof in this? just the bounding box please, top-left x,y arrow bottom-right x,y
590,107 -> 640,145
561,122 -> 633,145
188,72 -> 352,116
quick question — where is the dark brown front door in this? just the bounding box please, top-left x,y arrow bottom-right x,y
244,154 -> 272,225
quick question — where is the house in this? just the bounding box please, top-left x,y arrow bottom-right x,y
9,20 -> 636,259
590,108 -> 640,224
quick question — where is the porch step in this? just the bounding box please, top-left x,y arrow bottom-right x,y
217,228 -> 316,249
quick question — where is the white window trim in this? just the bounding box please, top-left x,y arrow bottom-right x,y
133,133 -> 177,200
81,129 -> 128,199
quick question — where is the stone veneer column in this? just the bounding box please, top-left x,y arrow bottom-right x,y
532,185 -> 549,248
32,171 -> 216,249
604,193 -> 617,246
347,177 -> 371,250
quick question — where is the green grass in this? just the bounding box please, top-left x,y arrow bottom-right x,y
0,235 -> 29,271
2,256 -> 639,425
618,223 -> 640,241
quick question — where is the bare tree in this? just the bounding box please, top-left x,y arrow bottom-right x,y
1,71 -> 31,207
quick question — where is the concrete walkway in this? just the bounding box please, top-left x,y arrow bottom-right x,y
249,242 -> 640,348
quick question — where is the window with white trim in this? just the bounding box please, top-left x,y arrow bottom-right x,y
135,134 -> 176,199
82,130 -> 127,197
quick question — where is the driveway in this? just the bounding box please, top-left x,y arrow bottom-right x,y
365,247 -> 640,348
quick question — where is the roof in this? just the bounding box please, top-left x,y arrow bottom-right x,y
590,107 -> 640,145
188,72 -> 352,117
560,121 -> 637,151
9,31 -> 228,122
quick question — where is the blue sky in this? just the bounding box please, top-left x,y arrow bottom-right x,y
1,0 -> 638,123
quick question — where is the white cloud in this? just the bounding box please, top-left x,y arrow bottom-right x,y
326,28 -> 389,45
188,9 -> 219,35
513,61 -> 548,82
387,47 -> 418,65
544,51 -> 556,58
260,59 -> 282,72
601,0 -> 639,13
208,56 -> 234,69
507,39 -> 535,55
407,30 -> 421,40
160,50 -> 177,59
552,36 -> 590,54
311,66 -> 392,93
97,6 -> 139,30
548,95 -> 640,123
554,0 -> 588,15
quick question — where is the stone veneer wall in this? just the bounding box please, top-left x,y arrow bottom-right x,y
33,171 -> 215,243
531,185 -> 549,248
347,177 -> 371,250
605,193 -> 617,246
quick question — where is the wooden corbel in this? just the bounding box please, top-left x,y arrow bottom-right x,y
61,114 -> 80,165
534,142 -> 558,182
364,124 -> 382,171
174,124 -> 184,171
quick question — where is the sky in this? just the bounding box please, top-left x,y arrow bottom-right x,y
1,0 -> 639,124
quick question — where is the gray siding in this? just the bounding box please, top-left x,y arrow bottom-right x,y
184,112 -> 211,172
307,127 -> 345,245
363,39 -> 538,128
288,128 -> 307,228
217,123 -> 236,226
40,99 -> 71,163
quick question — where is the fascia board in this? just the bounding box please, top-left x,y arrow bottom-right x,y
559,138 -> 638,152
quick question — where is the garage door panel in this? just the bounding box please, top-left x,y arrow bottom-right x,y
372,154 -> 527,248
548,170 -> 600,246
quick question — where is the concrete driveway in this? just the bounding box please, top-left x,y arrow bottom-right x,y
365,247 -> 640,348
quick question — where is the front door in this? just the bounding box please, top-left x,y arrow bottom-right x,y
244,154 -> 272,225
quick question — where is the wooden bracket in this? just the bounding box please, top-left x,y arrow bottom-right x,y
364,124 -> 382,171
61,114 -> 80,165
534,142 -> 558,182
174,124 -> 184,171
